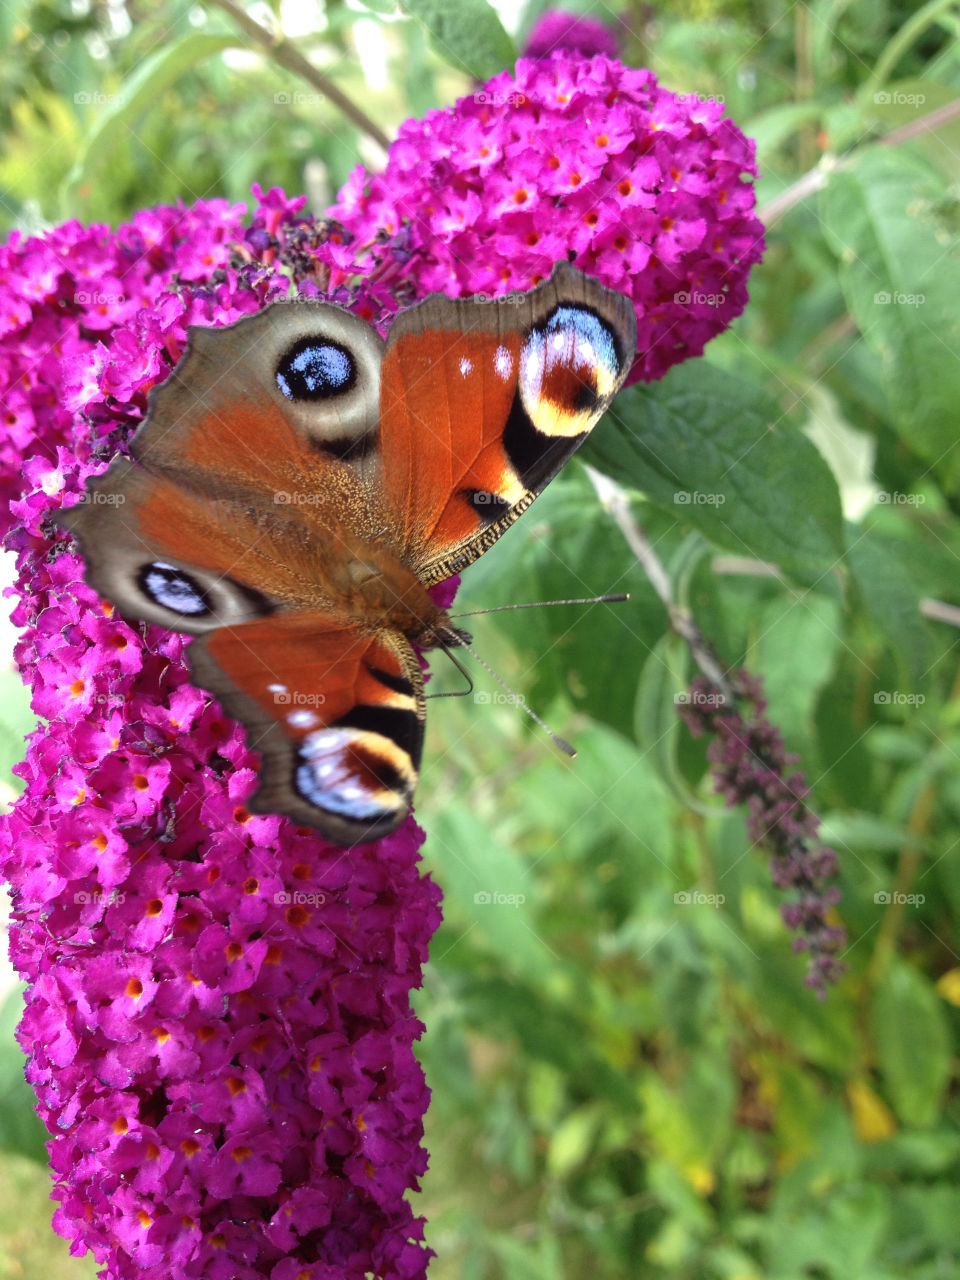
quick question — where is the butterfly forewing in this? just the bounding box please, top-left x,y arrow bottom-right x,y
375,261 -> 637,584
132,301 -> 384,487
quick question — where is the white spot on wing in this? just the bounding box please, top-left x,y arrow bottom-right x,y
459,356 -> 473,376
288,709 -> 319,729
494,346 -> 513,379
519,336 -> 545,402
302,729 -> 343,753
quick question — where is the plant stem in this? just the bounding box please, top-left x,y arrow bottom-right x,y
881,95 -> 960,147
921,598 -> 960,627
585,467 -> 736,705
795,4 -> 817,170
757,158 -> 838,226
864,0 -> 959,98
864,779 -> 935,989
758,96 -> 960,224
204,0 -> 391,152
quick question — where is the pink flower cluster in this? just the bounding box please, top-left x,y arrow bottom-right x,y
0,190 -> 441,1278
331,52 -> 764,382
0,199 -> 250,527
523,9 -> 621,60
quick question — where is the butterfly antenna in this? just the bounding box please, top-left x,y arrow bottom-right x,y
427,643 -> 475,700
435,634 -> 576,759
451,593 -> 628,620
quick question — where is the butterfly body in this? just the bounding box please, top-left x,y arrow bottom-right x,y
60,263 -> 636,845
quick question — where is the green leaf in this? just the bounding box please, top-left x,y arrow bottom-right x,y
820,147 -> 960,492
768,1180 -> 889,1279
865,1130 -> 960,1176
398,0 -> 515,80
743,101 -> 822,157
62,32 -> 240,212
846,526 -> 937,688
799,382 -> 878,520
514,720 -> 677,871
0,668 -> 31,790
460,979 -> 635,1107
545,1102 -> 604,1177
0,990 -> 47,1163
641,1073 -> 717,1181
862,78 -> 960,182
429,806 -> 554,982
589,362 -> 846,583
635,631 -> 723,816
870,960 -> 952,1127
400,17 -> 439,117
752,591 -> 843,748
489,1232 -> 564,1280
819,810 -> 927,855
458,469 -> 671,738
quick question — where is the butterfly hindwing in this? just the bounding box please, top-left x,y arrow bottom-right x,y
56,460 -> 285,633
191,613 -> 424,844
375,261 -> 637,584
60,452 -> 424,842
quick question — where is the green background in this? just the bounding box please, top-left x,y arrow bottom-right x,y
1,1 -> 960,1277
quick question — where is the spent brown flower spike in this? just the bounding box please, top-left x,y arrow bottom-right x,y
679,670 -> 847,998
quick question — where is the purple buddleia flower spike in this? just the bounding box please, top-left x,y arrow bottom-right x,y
0,186 -> 441,1280
523,10 -> 622,60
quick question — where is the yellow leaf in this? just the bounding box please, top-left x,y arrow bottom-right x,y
935,968 -> 960,1006
848,1078 -> 897,1143
684,1162 -> 716,1196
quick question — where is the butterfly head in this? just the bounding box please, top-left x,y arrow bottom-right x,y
429,622 -> 473,651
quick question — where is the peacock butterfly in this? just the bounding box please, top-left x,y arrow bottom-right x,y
58,262 -> 637,845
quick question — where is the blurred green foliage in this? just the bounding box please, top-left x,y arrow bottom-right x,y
2,0 -> 960,1277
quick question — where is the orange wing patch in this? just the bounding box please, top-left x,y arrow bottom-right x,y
205,614 -> 418,732
378,328 -> 524,556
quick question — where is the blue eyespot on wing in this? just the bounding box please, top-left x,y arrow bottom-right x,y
276,339 -> 357,400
